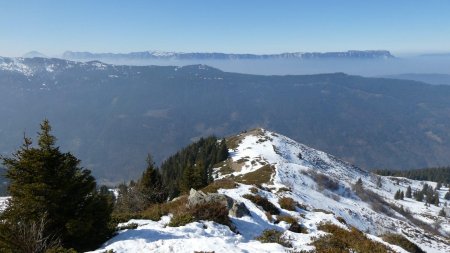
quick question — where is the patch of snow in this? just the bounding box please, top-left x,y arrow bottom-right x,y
0,197 -> 9,212
89,216 -> 286,253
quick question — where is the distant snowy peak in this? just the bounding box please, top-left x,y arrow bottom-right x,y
22,51 -> 48,58
62,50 -> 395,61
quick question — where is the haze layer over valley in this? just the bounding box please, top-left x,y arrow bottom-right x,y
27,50 -> 450,79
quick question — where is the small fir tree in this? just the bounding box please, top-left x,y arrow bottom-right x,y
433,191 -> 440,206
376,177 -> 382,188
406,186 -> 412,198
138,154 -> 167,204
394,190 -> 401,200
352,178 -> 364,197
414,190 -> 424,202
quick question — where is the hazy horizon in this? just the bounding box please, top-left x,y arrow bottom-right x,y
3,49 -> 450,59
9,51 -> 450,77
1,1 -> 450,57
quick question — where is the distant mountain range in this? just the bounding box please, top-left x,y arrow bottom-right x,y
2,56 -> 450,184
61,50 -> 395,61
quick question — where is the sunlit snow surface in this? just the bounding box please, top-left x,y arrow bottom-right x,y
0,57 -> 109,78
0,197 -> 9,212
90,129 -> 448,253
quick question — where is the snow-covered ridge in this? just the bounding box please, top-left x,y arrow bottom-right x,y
223,129 -> 449,251
91,129 -> 449,253
0,56 -> 223,78
0,57 -> 111,77
0,57 -> 35,76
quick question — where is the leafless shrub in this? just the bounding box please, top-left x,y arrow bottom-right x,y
309,170 -> 339,191
1,214 -> 61,253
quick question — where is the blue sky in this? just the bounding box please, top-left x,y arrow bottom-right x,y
0,0 -> 449,57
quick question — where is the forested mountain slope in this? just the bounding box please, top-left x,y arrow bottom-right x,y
2,57 -> 450,183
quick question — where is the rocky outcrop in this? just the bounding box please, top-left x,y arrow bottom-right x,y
187,189 -> 250,218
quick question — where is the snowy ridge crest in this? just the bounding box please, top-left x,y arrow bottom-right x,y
0,57 -> 110,76
92,128 -> 449,253
223,129 -> 449,252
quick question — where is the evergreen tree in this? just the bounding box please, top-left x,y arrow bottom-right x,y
161,136 -> 229,197
445,191 -> 450,200
0,120 -> 113,252
180,165 -> 194,193
438,208 -> 446,217
422,183 -> 430,193
194,162 -> 205,189
425,190 -> 434,204
400,190 -> 404,200
216,139 -> 229,161
374,167 -> 450,184
353,178 -> 364,194
406,186 -> 412,198
414,190 -> 424,202
376,177 -> 382,188
114,155 -> 167,214
433,191 -> 440,206
138,154 -> 167,204
436,182 -> 442,190
394,190 -> 401,200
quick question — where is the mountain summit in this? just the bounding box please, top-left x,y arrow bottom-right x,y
91,129 -> 449,252
22,51 -> 48,58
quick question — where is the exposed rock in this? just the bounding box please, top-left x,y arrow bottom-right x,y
288,222 -> 307,233
187,189 -> 250,218
229,202 -> 250,218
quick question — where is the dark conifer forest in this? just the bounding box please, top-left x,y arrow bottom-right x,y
375,167 -> 450,184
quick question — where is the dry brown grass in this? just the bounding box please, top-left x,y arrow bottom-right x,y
214,160 -> 234,175
140,195 -> 189,221
276,214 -> 297,224
249,187 -> 259,194
243,194 -> 280,215
112,195 -> 189,223
235,165 -> 275,185
225,128 -> 266,150
382,233 -> 425,253
336,217 -> 347,225
201,179 -> 238,193
313,222 -> 390,253
140,195 -> 233,229
169,202 -> 231,228
278,197 -> 297,211
255,229 -> 292,247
